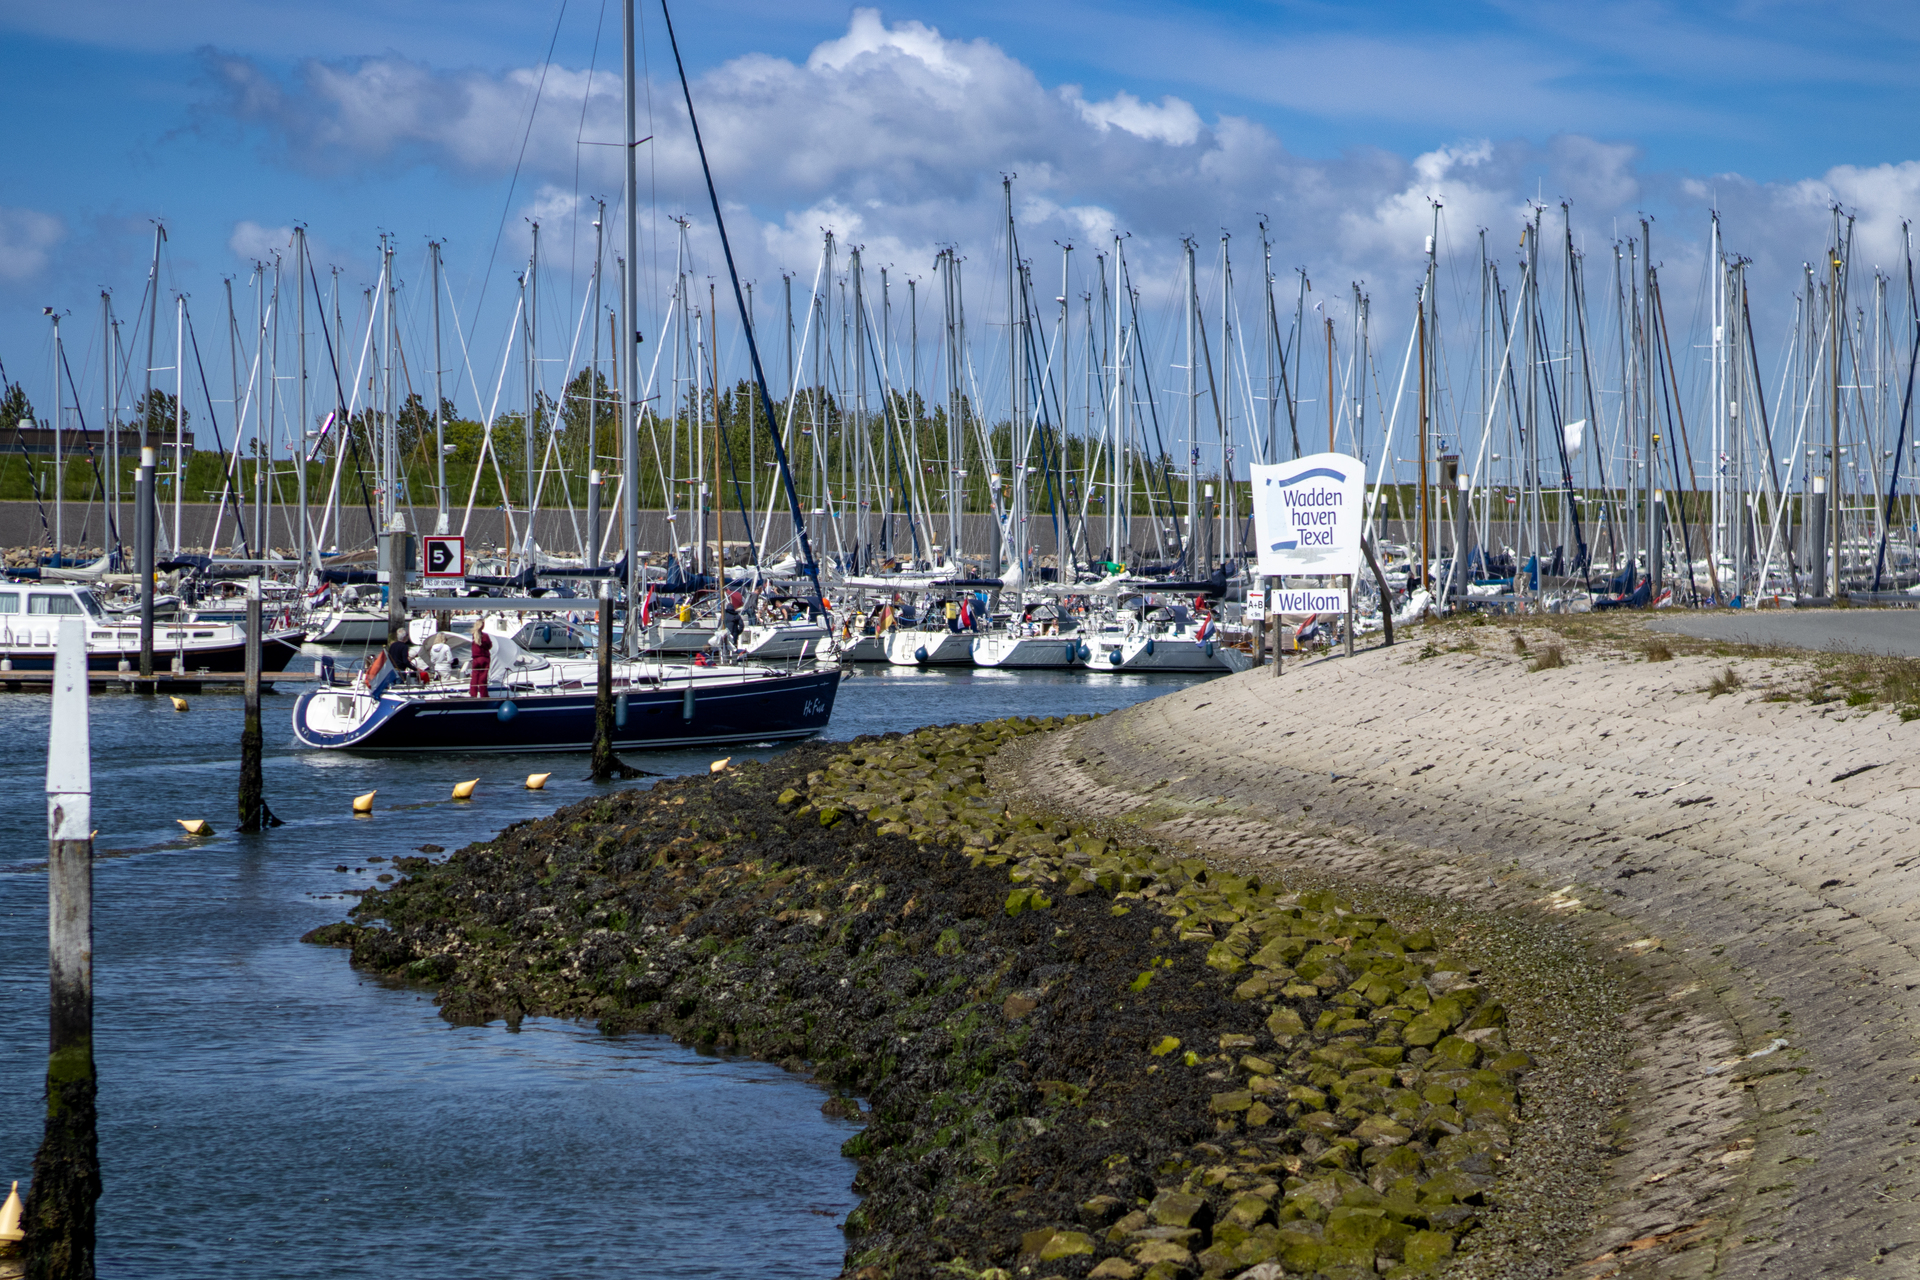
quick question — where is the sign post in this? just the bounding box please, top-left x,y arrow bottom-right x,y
422,535 -> 465,583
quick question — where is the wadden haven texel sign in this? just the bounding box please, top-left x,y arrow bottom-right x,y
1251,452 -> 1363,581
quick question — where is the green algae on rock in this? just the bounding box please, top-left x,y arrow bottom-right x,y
304,716 -> 1527,1279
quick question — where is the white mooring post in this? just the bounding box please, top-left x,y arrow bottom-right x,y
26,616 -> 99,1276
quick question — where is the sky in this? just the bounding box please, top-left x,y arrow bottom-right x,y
4,0 -> 1920,467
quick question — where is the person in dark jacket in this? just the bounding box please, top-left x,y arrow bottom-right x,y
385,636 -> 411,682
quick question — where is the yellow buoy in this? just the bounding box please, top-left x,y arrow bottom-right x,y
709,757 -> 732,773
0,1178 -> 23,1244
352,790 -> 377,814
177,819 -> 212,837
524,772 -> 551,790
169,695 -> 188,712
451,779 -> 478,800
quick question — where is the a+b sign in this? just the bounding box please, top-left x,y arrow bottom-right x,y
423,535 -> 464,581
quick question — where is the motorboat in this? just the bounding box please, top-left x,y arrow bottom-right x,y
0,580 -> 306,673
308,584 -> 393,644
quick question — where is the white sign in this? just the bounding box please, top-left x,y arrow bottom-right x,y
1270,587 -> 1349,615
423,535 -> 465,582
1251,452 -> 1363,577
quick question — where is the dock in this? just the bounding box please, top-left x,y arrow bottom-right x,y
0,670 -> 323,694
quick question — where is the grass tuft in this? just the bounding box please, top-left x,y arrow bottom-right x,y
1704,665 -> 1744,697
1529,643 -> 1567,672
1641,639 -> 1673,662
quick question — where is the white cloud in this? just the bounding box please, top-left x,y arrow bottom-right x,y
0,206 -> 66,283
1067,89 -> 1203,146
807,9 -> 974,86
228,219 -> 292,261
190,7 -> 1920,356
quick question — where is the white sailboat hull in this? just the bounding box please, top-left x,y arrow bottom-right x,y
883,629 -> 975,666
970,631 -> 1081,668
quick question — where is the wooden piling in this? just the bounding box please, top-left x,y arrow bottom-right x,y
25,618 -> 99,1280
591,584 -> 616,781
1363,535 -> 1395,647
1343,574 -> 1355,658
135,451 -> 154,681
237,577 -> 265,833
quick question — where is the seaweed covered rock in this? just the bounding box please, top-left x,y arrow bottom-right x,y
310,716 -> 1527,1279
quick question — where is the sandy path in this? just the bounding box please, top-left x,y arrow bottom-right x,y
1012,640 -> 1920,1277
1650,608 -> 1920,656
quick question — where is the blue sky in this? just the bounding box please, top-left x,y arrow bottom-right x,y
3,0 -> 1919,443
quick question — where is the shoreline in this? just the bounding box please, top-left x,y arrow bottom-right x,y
305,718 -> 1575,1279
1019,617 -> 1920,1277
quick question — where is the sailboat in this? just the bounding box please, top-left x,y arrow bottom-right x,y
293,0 -> 840,753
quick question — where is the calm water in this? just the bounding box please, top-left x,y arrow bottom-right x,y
0,661 -> 1210,1277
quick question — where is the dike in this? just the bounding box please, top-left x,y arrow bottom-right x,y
1009,622 -> 1920,1279
301,716 -> 1578,1280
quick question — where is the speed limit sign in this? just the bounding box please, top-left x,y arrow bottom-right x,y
423,535 -> 465,582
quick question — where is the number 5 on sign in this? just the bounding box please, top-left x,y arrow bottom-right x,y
423,535 -> 465,582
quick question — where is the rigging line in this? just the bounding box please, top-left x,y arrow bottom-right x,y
0,352 -> 54,545
567,0 -> 611,334
662,0 -> 821,600
469,0 -> 572,350
56,341 -> 116,553
1872,228 -> 1920,591
182,303 -> 255,558
303,252 -> 380,548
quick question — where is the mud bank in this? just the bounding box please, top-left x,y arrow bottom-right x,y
303,717 -> 1571,1280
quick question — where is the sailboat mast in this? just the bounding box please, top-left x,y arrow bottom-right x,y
431,239 -> 447,535
173,294 -> 184,555
525,224 -> 540,559
620,0 -> 641,649
1184,237 -> 1196,574
102,292 -> 116,556
52,311 -> 63,562
384,238 -> 399,535
291,247 -> 310,568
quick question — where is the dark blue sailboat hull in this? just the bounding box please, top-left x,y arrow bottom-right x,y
292,667 -> 841,753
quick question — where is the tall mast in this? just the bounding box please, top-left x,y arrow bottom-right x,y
295,227 -> 309,574
1059,240 -> 1072,570
524,224 -> 540,560
1184,237 -> 1196,574
383,237 -> 399,535
431,239 -> 447,535
172,295 -> 185,556
1221,231 -> 1233,563
589,205 -> 602,498
1419,207 -> 1437,593
142,225 -> 164,479
620,0 -> 641,649
51,311 -> 63,562
102,292 -> 116,557
1641,218 -> 1656,591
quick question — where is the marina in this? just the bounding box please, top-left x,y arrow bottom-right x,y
7,0 -> 1920,1277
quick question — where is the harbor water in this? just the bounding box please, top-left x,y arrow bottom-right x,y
0,662 -> 1213,1277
